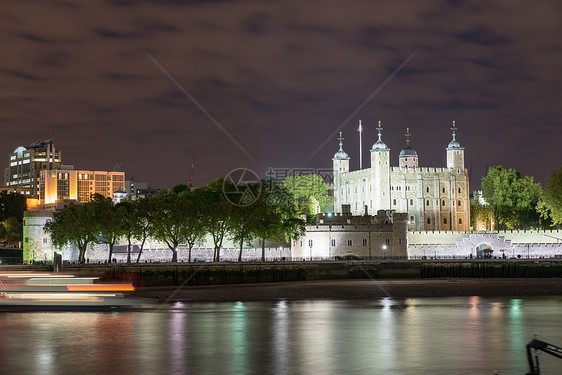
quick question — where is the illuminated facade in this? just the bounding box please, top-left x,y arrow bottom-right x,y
333,121 -> 470,231
4,140 -> 63,197
39,169 -> 125,204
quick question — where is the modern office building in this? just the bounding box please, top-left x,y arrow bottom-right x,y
4,139 -> 63,197
39,169 -> 125,204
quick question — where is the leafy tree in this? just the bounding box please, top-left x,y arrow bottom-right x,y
91,194 -> 125,263
0,222 -> 6,241
0,191 -> 27,223
481,166 -> 542,230
470,196 -> 494,230
2,217 -> 22,242
117,200 -> 140,263
44,203 -> 99,263
283,174 -> 333,214
150,191 -> 187,262
182,189 -> 207,262
538,167 -> 562,225
134,197 -> 155,263
200,178 -> 235,262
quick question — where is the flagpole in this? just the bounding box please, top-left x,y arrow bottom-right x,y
358,120 -> 363,170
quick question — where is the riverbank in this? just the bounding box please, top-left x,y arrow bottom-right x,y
132,278 -> 562,302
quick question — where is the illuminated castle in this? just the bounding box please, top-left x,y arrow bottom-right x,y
332,121 -> 470,231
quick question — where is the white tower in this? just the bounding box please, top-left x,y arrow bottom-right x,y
370,121 -> 390,211
333,131 -> 350,213
446,121 -> 465,170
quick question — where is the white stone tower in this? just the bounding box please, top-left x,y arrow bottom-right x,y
333,131 -> 350,212
446,121 -> 465,171
370,121 -> 391,210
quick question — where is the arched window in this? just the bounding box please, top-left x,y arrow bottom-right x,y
443,218 -> 447,224
458,200 -> 462,207
393,199 -> 397,205
410,199 -> 414,205
459,218 -> 463,224
442,187 -> 445,193
458,187 -> 461,194
426,187 -> 429,193
410,216 -> 415,223
427,218 -> 431,224
442,200 -> 446,206
426,200 -> 430,206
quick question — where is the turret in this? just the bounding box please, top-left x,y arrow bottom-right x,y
398,128 -> 419,168
333,131 -> 350,212
446,121 -> 465,170
370,121 -> 390,210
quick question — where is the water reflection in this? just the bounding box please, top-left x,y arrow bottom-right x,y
0,297 -> 562,375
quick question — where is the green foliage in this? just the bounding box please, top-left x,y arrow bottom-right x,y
0,191 -> 27,223
44,202 -> 99,263
538,167 -> 562,225
0,223 -> 6,241
282,174 -> 333,214
481,166 -> 542,229
91,194 -> 126,263
470,200 -> 493,229
2,217 -> 22,242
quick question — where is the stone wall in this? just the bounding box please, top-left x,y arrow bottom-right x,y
408,230 -> 562,259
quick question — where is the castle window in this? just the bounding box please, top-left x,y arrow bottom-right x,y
426,187 -> 429,193
442,200 -> 446,206
410,216 -> 415,223
459,218 -> 463,224
458,187 -> 461,194
347,239 -> 353,246
426,200 -> 430,206
458,200 -> 462,206
331,239 -> 336,246
385,238 -> 390,246
363,239 -> 367,246
442,187 -> 445,193
308,239 -> 313,247
370,200 -> 372,208
427,218 -> 431,224
410,199 -> 414,205
393,199 -> 397,205
443,218 -> 447,224
354,186 -> 357,193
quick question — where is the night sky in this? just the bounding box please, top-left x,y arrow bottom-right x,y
2,0 -> 560,190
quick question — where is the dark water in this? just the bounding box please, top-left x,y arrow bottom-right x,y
1,297 -> 562,375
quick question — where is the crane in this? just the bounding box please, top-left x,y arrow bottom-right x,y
526,337 -> 562,374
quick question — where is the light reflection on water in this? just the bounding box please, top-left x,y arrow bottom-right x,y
1,297 -> 562,375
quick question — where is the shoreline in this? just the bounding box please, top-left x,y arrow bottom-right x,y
132,278 -> 562,302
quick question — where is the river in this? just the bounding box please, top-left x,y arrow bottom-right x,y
1,297 -> 561,374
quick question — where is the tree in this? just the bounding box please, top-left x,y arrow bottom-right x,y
117,200 -> 139,263
200,178 -> 235,262
2,217 -> 22,242
91,194 -> 125,263
0,191 -> 27,223
481,166 -> 542,230
150,191 -> 187,262
538,167 -> 562,226
0,222 -> 6,242
44,203 -> 99,263
283,174 -> 333,214
134,197 -> 155,263
182,189 -> 206,262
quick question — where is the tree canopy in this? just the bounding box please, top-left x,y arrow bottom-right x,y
537,167 -> 562,225
481,166 -> 542,229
